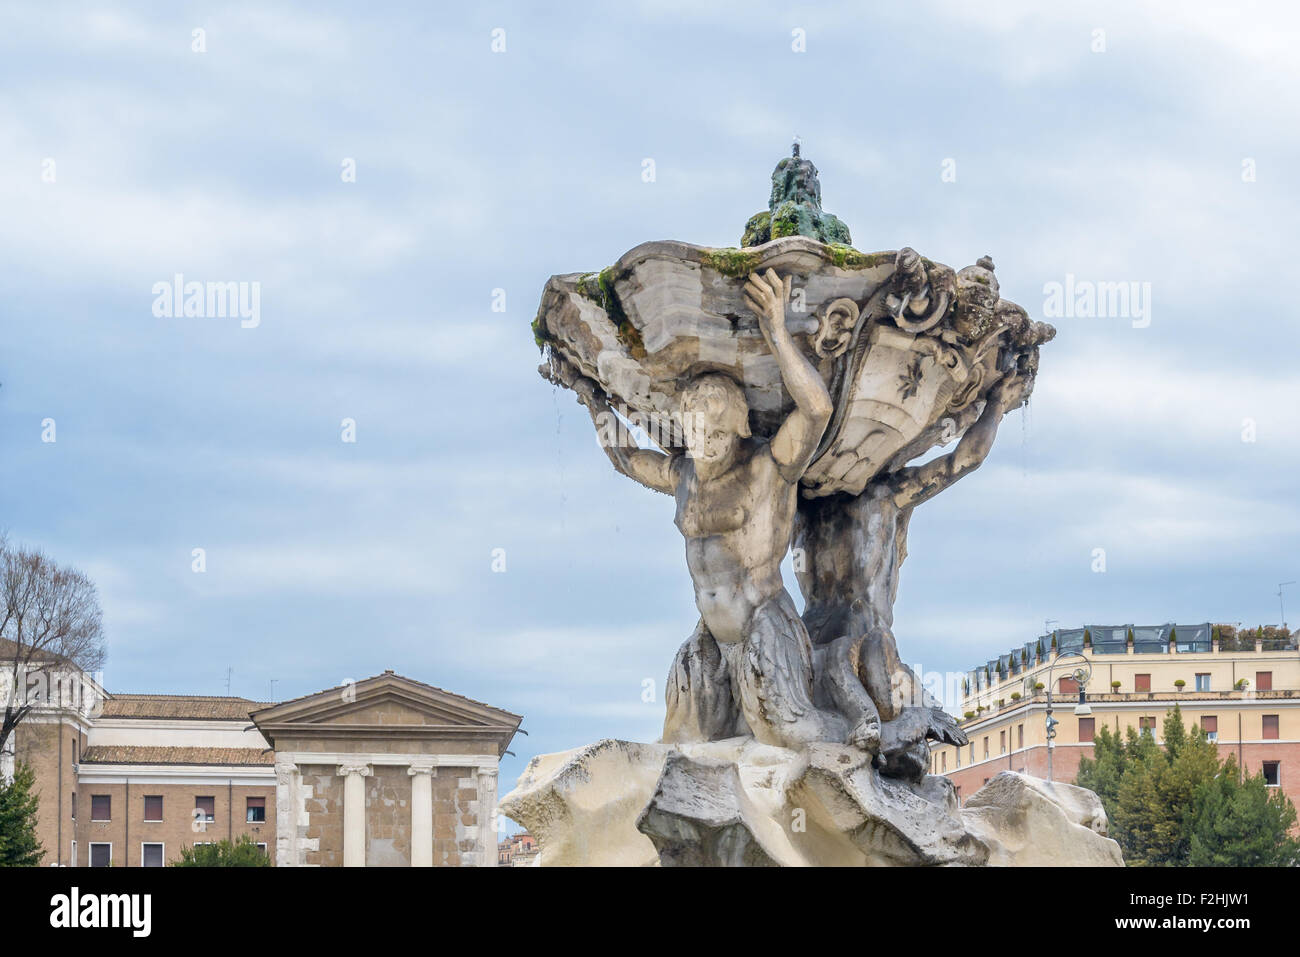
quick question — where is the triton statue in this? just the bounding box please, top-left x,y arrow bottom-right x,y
534,143 -> 1055,785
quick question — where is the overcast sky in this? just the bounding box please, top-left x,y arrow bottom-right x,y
3,1 -> 1299,794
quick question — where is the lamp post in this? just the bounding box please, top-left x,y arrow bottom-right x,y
1045,650 -> 1093,785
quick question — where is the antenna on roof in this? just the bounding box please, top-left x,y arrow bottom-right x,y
1279,581 -> 1295,629
224,667 -> 232,696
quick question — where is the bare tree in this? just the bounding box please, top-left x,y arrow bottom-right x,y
0,535 -> 107,760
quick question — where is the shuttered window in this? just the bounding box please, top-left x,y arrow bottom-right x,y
144,795 -> 163,821
1135,674 -> 1151,692
195,796 -> 215,822
90,795 -> 111,821
1263,715 -> 1279,740
1078,718 -> 1095,742
1257,672 -> 1273,691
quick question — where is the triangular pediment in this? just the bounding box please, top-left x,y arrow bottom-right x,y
250,672 -> 521,749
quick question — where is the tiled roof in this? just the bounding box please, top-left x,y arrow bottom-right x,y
81,745 -> 274,766
0,637 -> 69,665
100,694 -> 273,721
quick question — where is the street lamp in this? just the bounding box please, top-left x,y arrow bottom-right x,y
1045,650 -> 1093,785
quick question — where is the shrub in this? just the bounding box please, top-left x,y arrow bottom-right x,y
172,834 -> 270,867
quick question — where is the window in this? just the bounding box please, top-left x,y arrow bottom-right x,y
246,796 -> 266,823
141,843 -> 164,868
1135,673 -> 1151,692
969,743 -> 974,763
955,748 -> 961,768
1017,723 -> 1024,749
1257,671 -> 1273,692
1201,715 -> 1218,741
71,792 -> 76,821
1139,716 -> 1156,735
941,752 -> 947,772
144,795 -> 163,822
1059,676 -> 1079,694
90,795 -> 111,822
1263,715 -> 1279,740
1263,762 -> 1280,787
255,843 -> 268,855
89,843 -> 112,868
195,796 -> 215,823
70,841 -> 77,867
999,730 -> 1006,754
72,738 -> 78,764
1078,717 -> 1095,742
1195,673 -> 1211,692
983,736 -> 989,759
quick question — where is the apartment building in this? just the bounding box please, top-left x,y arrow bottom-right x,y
928,624 -> 1300,806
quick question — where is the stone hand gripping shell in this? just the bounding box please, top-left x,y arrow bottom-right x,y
533,146 -> 1054,781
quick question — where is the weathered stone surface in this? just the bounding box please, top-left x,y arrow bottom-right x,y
636,753 -> 786,867
787,743 -> 988,866
499,739 -> 668,866
500,739 -> 1121,867
961,771 -> 1124,866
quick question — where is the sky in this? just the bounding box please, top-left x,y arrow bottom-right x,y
2,1 -> 1299,798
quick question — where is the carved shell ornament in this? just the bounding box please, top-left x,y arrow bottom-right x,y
812,297 -> 860,358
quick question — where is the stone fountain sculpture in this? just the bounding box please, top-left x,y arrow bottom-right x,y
505,146 -> 1120,866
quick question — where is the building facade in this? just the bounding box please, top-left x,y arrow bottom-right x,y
7,668 -> 520,867
929,625 -> 1300,806
497,831 -> 538,866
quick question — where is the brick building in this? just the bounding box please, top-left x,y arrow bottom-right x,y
928,624 -> 1300,807
4,666 -> 520,867
497,831 -> 538,866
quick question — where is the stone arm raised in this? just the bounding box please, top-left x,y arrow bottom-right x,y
743,268 -> 834,482
889,371 -> 1026,511
576,381 -> 681,495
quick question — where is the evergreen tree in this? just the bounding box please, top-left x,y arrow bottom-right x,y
1076,723 -> 1127,810
1081,705 -> 1295,867
1188,758 -> 1300,866
0,762 -> 45,867
1114,734 -> 1168,866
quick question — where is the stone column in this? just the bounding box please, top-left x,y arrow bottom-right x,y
273,759 -> 299,867
407,762 -> 435,867
338,763 -> 372,867
476,766 -> 499,867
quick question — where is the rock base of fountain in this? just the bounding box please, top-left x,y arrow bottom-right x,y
500,737 -> 1123,867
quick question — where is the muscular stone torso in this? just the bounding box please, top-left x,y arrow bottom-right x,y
794,480 -> 911,647
674,440 -> 796,644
